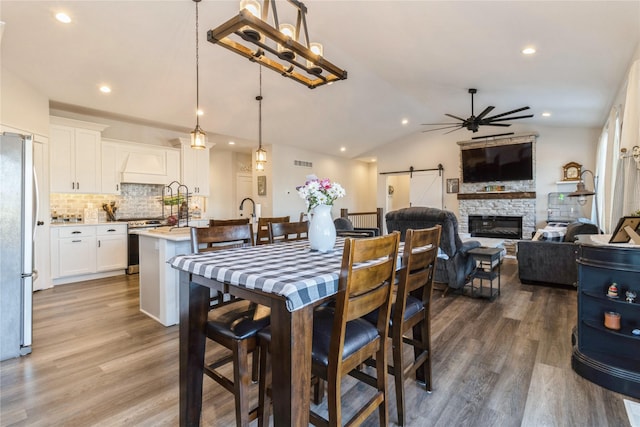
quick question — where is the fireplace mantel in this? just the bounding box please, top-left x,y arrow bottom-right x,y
457,191 -> 536,200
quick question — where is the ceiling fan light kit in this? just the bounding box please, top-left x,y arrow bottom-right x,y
422,88 -> 534,134
207,0 -> 347,89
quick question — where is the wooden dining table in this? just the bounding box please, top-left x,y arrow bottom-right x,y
169,238 -> 349,426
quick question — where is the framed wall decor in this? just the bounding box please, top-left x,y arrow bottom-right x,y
257,175 -> 267,196
446,178 -> 459,193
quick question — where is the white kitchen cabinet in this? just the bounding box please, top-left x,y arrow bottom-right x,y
50,117 -> 108,194
172,138 -> 211,196
51,226 -> 97,278
50,223 -> 127,284
96,224 -> 127,271
101,143 -> 121,194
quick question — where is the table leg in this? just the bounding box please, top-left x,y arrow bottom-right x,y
179,272 -> 210,427
270,302 -> 313,426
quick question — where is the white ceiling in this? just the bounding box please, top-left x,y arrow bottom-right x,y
1,1 -> 639,159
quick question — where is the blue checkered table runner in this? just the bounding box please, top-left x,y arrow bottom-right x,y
169,239 -> 351,312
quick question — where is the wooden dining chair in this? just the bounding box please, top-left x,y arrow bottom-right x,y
268,220 -> 309,243
191,223 -> 255,253
359,225 -> 441,426
190,224 -> 269,427
256,216 -> 289,245
257,233 -> 400,427
209,218 -> 250,226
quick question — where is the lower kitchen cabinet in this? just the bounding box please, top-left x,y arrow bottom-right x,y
96,225 -> 127,272
51,223 -> 127,284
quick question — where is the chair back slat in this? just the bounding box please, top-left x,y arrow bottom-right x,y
209,218 -> 250,226
394,226 -> 441,326
334,233 -> 399,345
256,216 -> 290,245
269,221 -> 309,243
191,224 -> 255,253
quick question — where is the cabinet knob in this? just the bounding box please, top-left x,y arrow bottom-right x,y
37,221 -> 44,226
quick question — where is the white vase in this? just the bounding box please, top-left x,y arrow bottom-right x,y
308,204 -> 337,252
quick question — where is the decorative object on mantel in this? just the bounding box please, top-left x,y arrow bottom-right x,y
421,88 -> 533,134
562,162 -> 582,181
207,0 -> 347,89
255,66 -> 267,171
190,0 -> 206,149
297,175 -> 345,252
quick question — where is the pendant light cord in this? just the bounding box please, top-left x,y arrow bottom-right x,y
195,0 -> 201,128
257,66 -> 263,149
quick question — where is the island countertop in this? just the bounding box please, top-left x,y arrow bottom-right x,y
136,227 -> 192,242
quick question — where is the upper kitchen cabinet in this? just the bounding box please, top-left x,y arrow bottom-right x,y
50,117 -> 108,193
101,142 -> 120,195
172,138 -> 212,196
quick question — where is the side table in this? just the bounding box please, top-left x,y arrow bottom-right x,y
466,247 -> 502,301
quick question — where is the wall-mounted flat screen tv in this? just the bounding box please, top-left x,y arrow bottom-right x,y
461,142 -> 533,183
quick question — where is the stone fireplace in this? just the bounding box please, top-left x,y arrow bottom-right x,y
456,133 -> 538,247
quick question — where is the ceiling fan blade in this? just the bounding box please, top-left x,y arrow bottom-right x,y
443,126 -> 465,135
421,124 -> 465,133
475,106 -> 495,120
485,114 -> 534,123
444,113 -> 467,122
484,123 -> 512,127
420,122 -> 460,126
483,106 -> 531,121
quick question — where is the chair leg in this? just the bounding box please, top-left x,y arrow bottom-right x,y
392,331 -> 406,426
252,346 -> 260,383
257,341 -> 271,427
376,345 -> 389,427
413,315 -> 431,390
232,340 -> 252,427
312,377 -> 325,404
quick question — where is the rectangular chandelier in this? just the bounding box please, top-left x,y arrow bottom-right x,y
207,0 -> 347,89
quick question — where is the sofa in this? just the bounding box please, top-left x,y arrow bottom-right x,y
386,207 -> 481,291
517,221 -> 599,287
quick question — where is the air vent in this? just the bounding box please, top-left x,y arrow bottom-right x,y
294,160 -> 313,168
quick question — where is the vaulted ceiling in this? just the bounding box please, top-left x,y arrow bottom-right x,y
1,1 -> 639,158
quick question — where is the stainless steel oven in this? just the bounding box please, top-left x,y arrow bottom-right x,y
118,218 -> 163,274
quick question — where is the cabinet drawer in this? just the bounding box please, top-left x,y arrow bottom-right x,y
97,224 -> 127,236
58,227 -> 96,238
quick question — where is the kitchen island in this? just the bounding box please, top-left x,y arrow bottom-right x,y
137,227 -> 192,326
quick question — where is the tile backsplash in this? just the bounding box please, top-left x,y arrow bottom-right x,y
50,183 -> 205,221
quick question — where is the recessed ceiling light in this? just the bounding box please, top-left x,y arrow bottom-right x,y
522,47 -> 536,55
99,85 -> 111,93
340,147 -> 346,152
371,158 -> 377,163
401,118 -> 409,125
542,112 -> 551,117
55,12 -> 71,24
197,109 -> 204,116
228,141 -> 235,145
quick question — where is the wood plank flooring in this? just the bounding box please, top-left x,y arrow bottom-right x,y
1,260 -> 638,426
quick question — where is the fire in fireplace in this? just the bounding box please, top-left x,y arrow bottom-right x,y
468,215 -> 523,239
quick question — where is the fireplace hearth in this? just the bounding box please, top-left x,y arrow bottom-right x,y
469,215 -> 523,239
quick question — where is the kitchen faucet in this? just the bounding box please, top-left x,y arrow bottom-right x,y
239,197 -> 256,219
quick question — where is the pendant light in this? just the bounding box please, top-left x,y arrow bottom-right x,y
190,0 -> 206,149
255,66 -> 267,171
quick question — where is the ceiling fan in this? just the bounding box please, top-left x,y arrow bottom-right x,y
422,88 -> 533,134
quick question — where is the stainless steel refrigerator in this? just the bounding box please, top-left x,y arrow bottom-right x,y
1,132 -> 35,361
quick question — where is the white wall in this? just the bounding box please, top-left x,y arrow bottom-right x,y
0,67 -> 49,136
268,143 -> 376,221
369,123 -> 599,229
